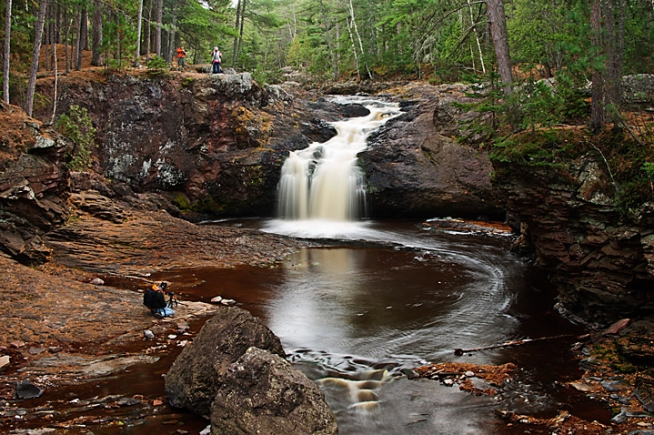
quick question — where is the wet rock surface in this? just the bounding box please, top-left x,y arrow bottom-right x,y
0,184 -> 313,433
0,100 -> 70,264
3,71 -> 653,435
30,73 -> 500,222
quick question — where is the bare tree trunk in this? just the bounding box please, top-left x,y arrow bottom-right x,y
50,18 -> 58,125
75,9 -> 82,70
3,0 -> 12,104
168,4 -> 178,64
603,0 -> 626,130
589,0 -> 605,132
346,17 -> 360,80
145,0 -> 152,58
26,0 -> 49,116
45,13 -> 50,71
154,0 -> 163,56
484,0 -> 512,93
81,6 -> 89,51
318,0 -> 338,80
235,0 -> 247,68
135,0 -> 143,64
348,0 -> 370,79
468,0 -> 485,73
91,0 -> 103,66
64,15 -> 72,74
232,0 -> 241,68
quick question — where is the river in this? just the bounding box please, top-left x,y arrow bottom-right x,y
23,220 -> 605,434
166,217 -> 601,435
14,96 -> 608,434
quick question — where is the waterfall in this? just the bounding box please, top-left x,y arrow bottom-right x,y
277,98 -> 401,221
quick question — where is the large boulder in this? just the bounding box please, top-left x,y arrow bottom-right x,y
165,306 -> 285,417
211,347 -> 338,435
361,83 -> 504,220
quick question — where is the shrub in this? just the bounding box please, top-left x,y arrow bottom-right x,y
56,105 -> 97,171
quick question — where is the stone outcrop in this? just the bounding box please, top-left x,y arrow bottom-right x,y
361,83 -> 503,219
32,74 -> 499,221
493,156 -> 654,325
165,306 -> 286,417
0,101 -> 70,263
165,306 -> 336,434
34,72 -> 366,220
211,347 -> 338,435
619,74 -> 654,111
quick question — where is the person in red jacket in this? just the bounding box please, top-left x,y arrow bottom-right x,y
176,46 -> 187,71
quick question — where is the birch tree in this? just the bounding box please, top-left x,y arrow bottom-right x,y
26,0 -> 49,116
3,0 -> 11,104
135,0 -> 144,63
347,0 -> 370,79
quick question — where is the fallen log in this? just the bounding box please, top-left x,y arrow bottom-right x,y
454,334 -> 591,356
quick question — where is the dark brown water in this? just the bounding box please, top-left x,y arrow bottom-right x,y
12,219 -> 610,435
158,219 -> 606,434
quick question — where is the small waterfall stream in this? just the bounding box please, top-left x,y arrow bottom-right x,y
277,97 -> 402,221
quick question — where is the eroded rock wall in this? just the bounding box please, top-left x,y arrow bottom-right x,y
36,73 -> 316,218
493,158 -> 654,325
0,101 -> 70,263
361,83 -> 503,219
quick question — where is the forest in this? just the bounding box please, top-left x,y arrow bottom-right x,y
1,0 -> 654,132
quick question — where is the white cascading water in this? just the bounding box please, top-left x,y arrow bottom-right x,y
277,98 -> 401,224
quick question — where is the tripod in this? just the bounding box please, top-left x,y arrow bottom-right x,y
167,292 -> 187,308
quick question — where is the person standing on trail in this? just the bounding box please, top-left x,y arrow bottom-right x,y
176,46 -> 187,71
211,47 -> 222,74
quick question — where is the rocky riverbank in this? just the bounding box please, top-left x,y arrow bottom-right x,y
0,191 -> 316,433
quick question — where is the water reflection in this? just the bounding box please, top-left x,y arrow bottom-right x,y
150,220 -> 593,434
267,242 -> 518,368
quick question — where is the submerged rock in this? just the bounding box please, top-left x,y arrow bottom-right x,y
16,380 -> 43,399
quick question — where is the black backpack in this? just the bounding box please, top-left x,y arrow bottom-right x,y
143,289 -> 167,310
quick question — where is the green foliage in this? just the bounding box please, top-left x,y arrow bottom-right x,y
489,130 -> 574,168
173,193 -> 191,210
252,67 -> 282,85
146,55 -> 170,77
643,162 -> 654,180
147,55 -> 169,70
56,105 -> 97,172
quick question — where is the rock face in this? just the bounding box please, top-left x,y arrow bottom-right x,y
34,72 -> 369,219
493,157 -> 654,325
361,83 -> 503,219
165,306 -> 286,417
0,101 -> 70,263
32,74 -> 500,221
621,74 -> 654,111
211,347 -> 338,435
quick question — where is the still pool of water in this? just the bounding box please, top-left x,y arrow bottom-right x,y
149,218 -> 603,434
20,219 -> 607,435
